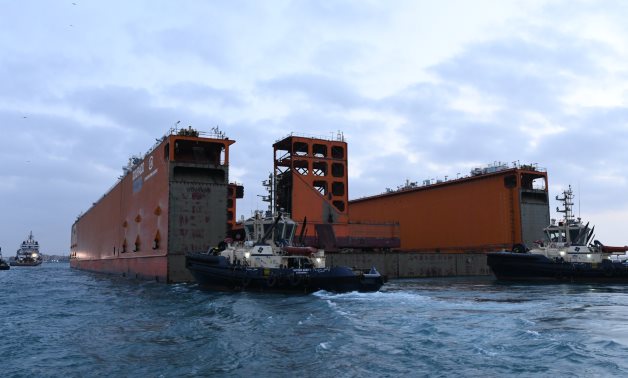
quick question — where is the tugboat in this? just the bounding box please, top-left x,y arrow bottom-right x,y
0,247 -> 10,270
186,212 -> 385,293
487,185 -> 628,282
10,231 -> 43,267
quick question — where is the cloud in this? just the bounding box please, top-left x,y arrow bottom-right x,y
259,73 -> 369,109
3,0 -> 628,252
164,83 -> 245,108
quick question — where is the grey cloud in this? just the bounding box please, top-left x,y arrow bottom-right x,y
375,82 -> 517,163
0,110 -> 131,190
347,144 -> 444,201
430,35 -> 607,112
164,83 -> 245,108
286,1 -> 387,26
128,2 -> 272,70
370,30 -> 628,216
0,55 -> 98,101
4,0 -> 628,252
139,27 -> 232,69
311,40 -> 370,74
64,86 -> 179,132
0,113 -> 126,254
259,73 -> 369,108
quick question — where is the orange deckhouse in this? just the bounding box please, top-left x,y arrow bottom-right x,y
273,133 -> 400,250
349,163 -> 550,253
70,127 -> 237,283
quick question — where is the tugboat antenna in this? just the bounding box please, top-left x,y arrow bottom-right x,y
578,182 -> 581,219
260,173 -> 275,213
556,186 -> 574,221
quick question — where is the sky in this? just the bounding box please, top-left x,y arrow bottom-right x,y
1,0 -> 628,254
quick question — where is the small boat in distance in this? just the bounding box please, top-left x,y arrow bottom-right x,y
10,231 -> 43,267
0,247 -> 10,270
487,185 -> 628,282
186,212 -> 385,293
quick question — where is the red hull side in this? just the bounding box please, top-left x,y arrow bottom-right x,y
71,255 -> 168,282
71,130 -> 236,283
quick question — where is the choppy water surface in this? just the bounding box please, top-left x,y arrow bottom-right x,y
2,264 -> 628,377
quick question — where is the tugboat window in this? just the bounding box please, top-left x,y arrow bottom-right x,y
275,223 -> 285,241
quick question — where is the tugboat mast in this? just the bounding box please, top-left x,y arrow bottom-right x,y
555,185 -> 575,244
260,173 -> 276,214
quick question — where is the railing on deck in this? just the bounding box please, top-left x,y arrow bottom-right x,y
76,126 -> 229,221
275,131 -> 345,143
352,161 -> 548,201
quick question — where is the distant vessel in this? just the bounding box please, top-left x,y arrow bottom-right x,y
0,247 -> 10,270
487,186 -> 628,281
186,212 -> 385,293
10,231 -> 43,267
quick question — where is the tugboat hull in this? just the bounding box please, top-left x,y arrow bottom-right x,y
12,231 -> 43,267
10,260 -> 42,267
487,252 -> 628,282
186,253 -> 385,293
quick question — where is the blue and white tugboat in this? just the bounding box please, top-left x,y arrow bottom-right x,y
487,186 -> 628,282
10,231 -> 43,267
186,212 -> 385,293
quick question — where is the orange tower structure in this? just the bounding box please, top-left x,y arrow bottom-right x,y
273,133 -> 399,250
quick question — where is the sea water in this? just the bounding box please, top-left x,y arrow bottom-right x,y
2,263 -> 628,377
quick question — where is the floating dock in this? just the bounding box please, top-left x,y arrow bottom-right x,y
72,128 -> 552,282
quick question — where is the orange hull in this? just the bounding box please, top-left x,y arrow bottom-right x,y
350,167 -> 550,253
71,255 -> 168,281
71,129 -> 236,283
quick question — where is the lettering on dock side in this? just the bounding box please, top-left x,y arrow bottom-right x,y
144,168 -> 158,182
132,162 -> 145,193
132,154 -> 159,191
132,162 -> 145,180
